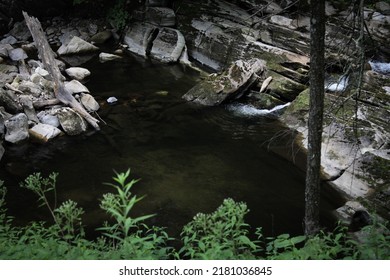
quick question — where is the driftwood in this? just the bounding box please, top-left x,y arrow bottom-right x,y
22,11 -> 100,130
32,98 -> 61,109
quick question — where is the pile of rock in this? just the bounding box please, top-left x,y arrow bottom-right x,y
0,17 -> 124,161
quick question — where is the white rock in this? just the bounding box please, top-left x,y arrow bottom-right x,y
99,52 -> 121,62
269,15 -> 296,30
81,93 -> 100,112
65,80 -> 90,94
107,97 -> 118,104
37,111 -> 60,127
65,67 -> 91,80
34,67 -> 50,79
29,123 -> 62,142
8,48 -> 28,61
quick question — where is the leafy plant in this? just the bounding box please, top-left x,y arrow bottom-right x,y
179,198 -> 260,259
107,0 -> 130,30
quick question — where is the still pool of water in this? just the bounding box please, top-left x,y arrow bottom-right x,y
0,55 -> 343,238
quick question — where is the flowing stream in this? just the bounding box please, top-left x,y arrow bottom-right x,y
0,54 -> 343,238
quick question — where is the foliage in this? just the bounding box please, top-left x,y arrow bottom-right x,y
0,172 -> 389,260
107,0 -> 130,30
179,198 -> 260,259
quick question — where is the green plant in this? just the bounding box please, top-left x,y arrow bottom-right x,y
107,0 -> 130,30
179,198 -> 260,259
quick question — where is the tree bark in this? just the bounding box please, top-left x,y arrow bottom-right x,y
22,11 -> 100,130
304,0 -> 325,236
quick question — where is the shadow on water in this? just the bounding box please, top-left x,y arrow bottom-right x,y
0,55 -> 344,238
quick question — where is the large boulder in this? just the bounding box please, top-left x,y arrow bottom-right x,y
57,36 -> 99,56
183,58 -> 265,105
123,22 -> 157,58
4,113 -> 29,144
150,28 -> 185,63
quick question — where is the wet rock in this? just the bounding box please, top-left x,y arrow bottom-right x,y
65,67 -> 91,81
29,123 -> 62,142
8,48 -> 28,61
57,107 -> 88,135
37,111 -> 60,127
80,93 -> 100,112
150,28 -> 185,63
90,30 -> 112,44
146,7 -> 176,27
123,22 -> 157,58
4,113 -> 29,144
183,58 -> 265,105
65,80 -> 90,94
57,36 -> 99,56
99,52 -> 121,62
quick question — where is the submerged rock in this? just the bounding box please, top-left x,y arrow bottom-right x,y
183,58 -> 265,105
4,113 -> 29,144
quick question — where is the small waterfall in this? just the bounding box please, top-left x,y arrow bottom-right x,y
325,75 -> 349,92
227,102 -> 291,117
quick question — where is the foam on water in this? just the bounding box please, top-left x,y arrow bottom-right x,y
228,102 -> 291,117
325,75 -> 349,92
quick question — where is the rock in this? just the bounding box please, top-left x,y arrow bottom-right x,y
34,67 -> 50,79
18,81 -> 43,97
9,21 -> 31,41
0,107 -> 12,135
60,53 -> 96,66
65,67 -> 91,80
8,48 -> 28,61
29,123 -> 62,142
107,97 -> 118,104
59,29 -> 81,45
145,7 -> 176,27
376,1 -> 390,14
0,143 -> 4,162
37,111 -> 60,127
269,15 -> 296,30
147,0 -> 171,7
65,80 -> 90,94
0,64 -> 18,84
88,23 -> 98,35
99,52 -> 121,62
150,28 -> 186,63
57,107 -> 88,135
80,93 -> 100,112
123,22 -> 157,58
4,113 -> 29,144
0,36 -> 17,45
19,95 -> 39,123
0,44 -> 13,58
0,89 -> 22,113
183,58 -> 265,105
57,36 -> 99,56
90,30 -> 112,44
266,71 -> 307,101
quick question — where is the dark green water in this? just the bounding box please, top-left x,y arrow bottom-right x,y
0,55 -> 343,238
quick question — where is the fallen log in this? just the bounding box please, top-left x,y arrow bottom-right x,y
22,11 -> 100,130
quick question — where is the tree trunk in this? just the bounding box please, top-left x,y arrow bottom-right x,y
22,11 -> 100,130
304,0 -> 326,236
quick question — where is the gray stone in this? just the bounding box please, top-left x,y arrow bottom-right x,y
0,44 -> 13,58
18,81 -> 43,97
4,113 -> 29,144
65,67 -> 91,80
99,52 -> 121,62
57,107 -> 88,135
29,123 -> 62,142
150,28 -> 186,63
65,80 -> 90,94
145,7 -> 176,27
57,36 -> 99,56
9,21 -> 31,42
0,36 -> 17,45
90,30 -> 112,44
37,111 -> 60,127
80,93 -> 100,112
34,67 -> 50,79
376,1 -> 390,14
19,95 -> 39,123
0,107 -> 13,135
123,22 -> 157,58
183,58 -> 265,105
8,48 -> 28,61
269,15 -> 296,30
0,64 -> 18,84
59,29 -> 80,45
88,23 -> 98,35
